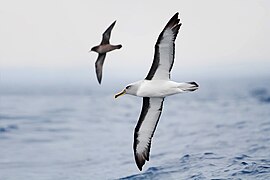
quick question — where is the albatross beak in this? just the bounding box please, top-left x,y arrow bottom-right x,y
114,89 -> 126,98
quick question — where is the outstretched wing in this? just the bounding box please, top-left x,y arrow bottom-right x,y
95,53 -> 106,84
133,97 -> 164,171
101,20 -> 116,45
145,13 -> 181,80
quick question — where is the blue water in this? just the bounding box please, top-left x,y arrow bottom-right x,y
0,78 -> 270,179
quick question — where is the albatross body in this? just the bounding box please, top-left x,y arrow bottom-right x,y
115,80 -> 198,98
115,13 -> 199,171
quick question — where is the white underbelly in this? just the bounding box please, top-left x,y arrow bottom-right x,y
136,80 -> 181,97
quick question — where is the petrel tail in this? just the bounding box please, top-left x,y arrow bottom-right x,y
117,44 -> 122,49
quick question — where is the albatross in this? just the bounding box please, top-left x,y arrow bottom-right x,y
89,20 -> 122,84
114,13 -> 199,171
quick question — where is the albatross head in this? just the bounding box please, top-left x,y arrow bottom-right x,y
114,82 -> 141,98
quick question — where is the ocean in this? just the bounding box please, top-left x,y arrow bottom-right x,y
0,77 -> 270,179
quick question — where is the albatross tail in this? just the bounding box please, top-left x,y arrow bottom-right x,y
178,82 -> 199,92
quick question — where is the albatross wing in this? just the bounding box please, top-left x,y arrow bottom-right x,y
145,13 -> 181,80
101,20 -> 116,45
134,97 -> 164,171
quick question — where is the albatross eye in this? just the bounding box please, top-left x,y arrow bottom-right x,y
126,85 -> 131,90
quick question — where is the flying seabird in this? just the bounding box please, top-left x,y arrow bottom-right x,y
114,13 -> 199,171
89,20 -> 122,84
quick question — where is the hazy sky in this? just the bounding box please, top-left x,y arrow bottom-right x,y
1,0 -> 270,85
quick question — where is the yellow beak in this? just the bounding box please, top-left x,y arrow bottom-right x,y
114,89 -> 126,98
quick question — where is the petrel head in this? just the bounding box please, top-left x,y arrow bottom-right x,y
89,46 -> 98,52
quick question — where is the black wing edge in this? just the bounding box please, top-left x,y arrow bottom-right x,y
145,12 -> 182,80
101,20 -> 117,45
133,97 -> 164,171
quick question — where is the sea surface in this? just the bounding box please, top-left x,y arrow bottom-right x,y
1,78 -> 270,179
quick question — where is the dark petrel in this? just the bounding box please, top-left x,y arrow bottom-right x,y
89,20 -> 122,84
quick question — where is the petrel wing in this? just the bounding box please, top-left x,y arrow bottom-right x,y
101,20 -> 116,45
95,53 -> 106,84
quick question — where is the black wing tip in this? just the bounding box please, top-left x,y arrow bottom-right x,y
112,20 -> 117,26
172,12 -> 179,21
134,142 -> 151,171
103,20 -> 117,35
165,12 -> 180,28
96,73 -> 102,84
135,151 -> 151,171
135,154 -> 146,171
170,12 -> 179,20
137,163 -> 143,171
110,20 -> 117,29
